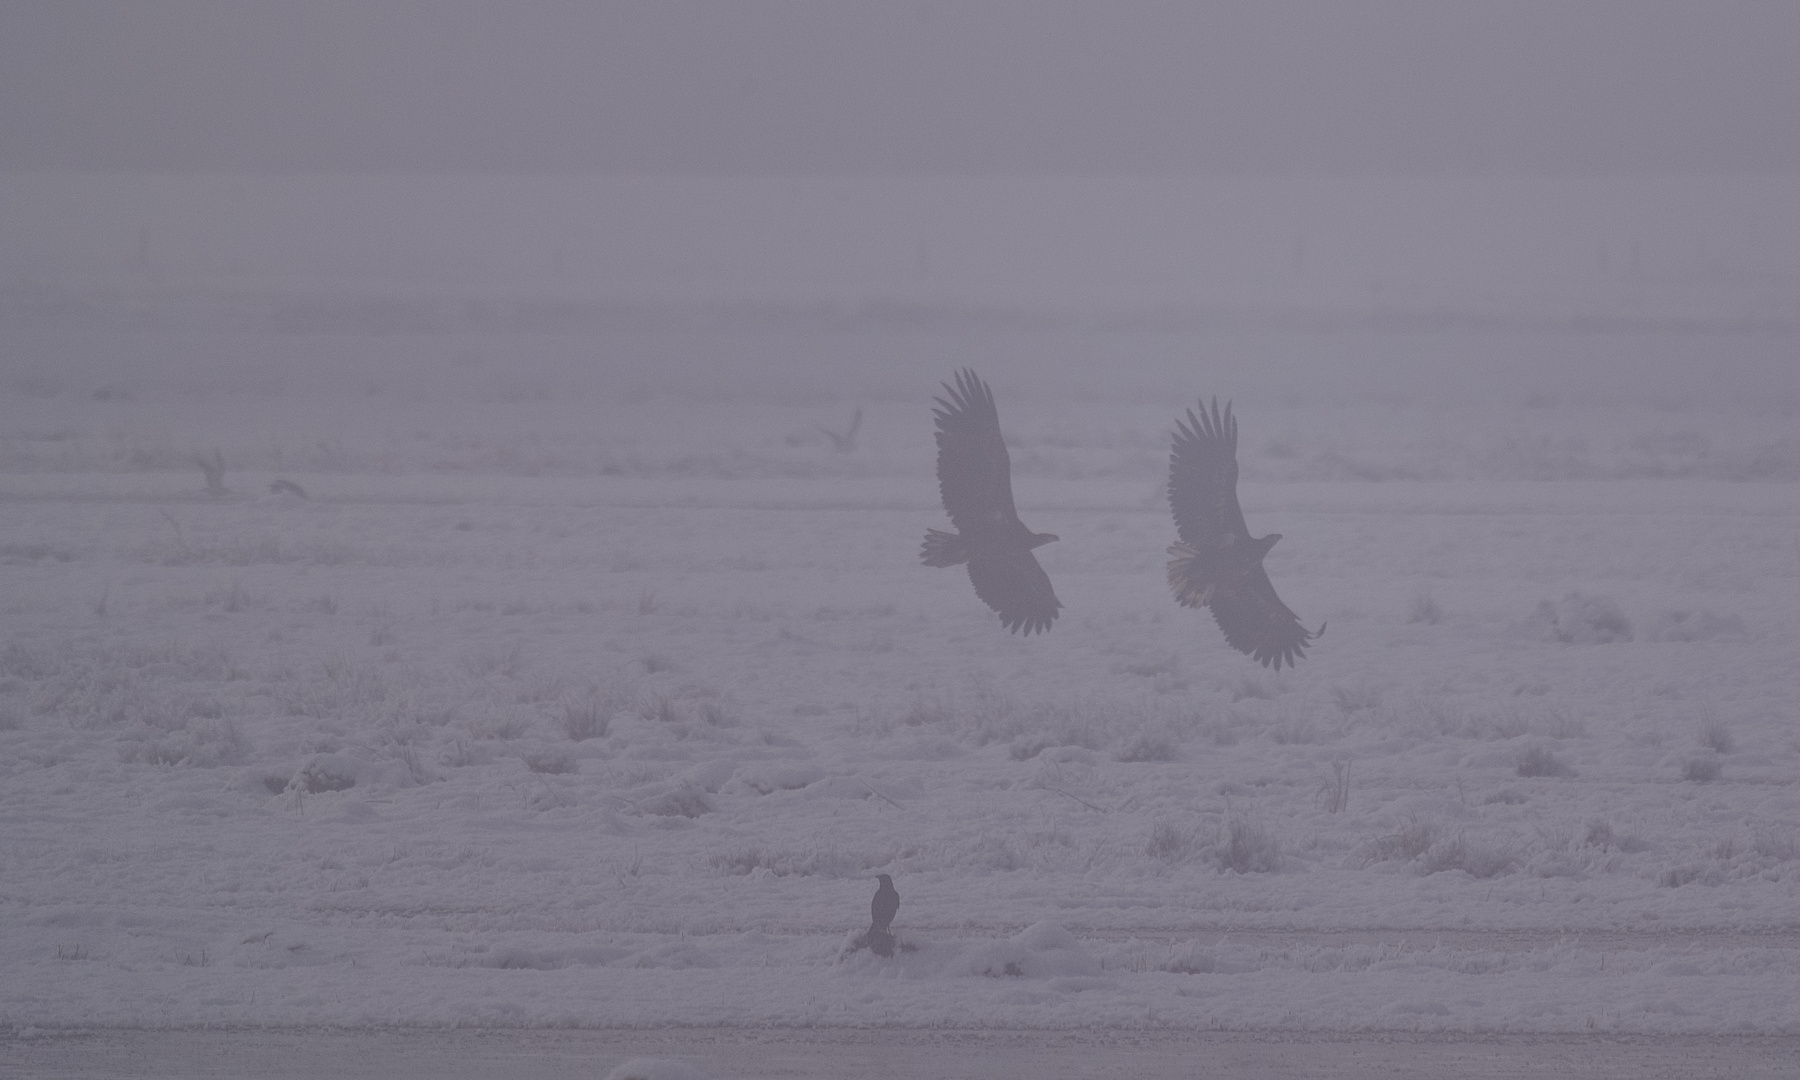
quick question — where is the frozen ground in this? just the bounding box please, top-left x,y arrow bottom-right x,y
2,320 -> 1799,1052
6,1028 -> 1800,1080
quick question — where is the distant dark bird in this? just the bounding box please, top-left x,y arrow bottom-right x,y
817,407 -> 863,453
268,478 -> 309,499
870,874 -> 899,934
194,448 -> 229,498
1167,398 -> 1321,669
921,370 -> 1062,635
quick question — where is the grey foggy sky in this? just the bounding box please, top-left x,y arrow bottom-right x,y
4,1 -> 1799,174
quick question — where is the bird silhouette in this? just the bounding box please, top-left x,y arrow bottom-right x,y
1167,397 -> 1321,669
868,874 -> 900,957
921,370 -> 1061,634
870,874 -> 899,933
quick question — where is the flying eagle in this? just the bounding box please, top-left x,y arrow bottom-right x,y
921,369 -> 1062,635
1167,398 -> 1320,669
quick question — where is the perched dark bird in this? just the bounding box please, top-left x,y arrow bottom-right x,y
921,369 -> 1062,635
866,874 -> 900,958
870,874 -> 900,934
1167,398 -> 1322,669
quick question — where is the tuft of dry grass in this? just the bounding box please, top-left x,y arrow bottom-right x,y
1682,757 -> 1722,783
1115,732 -> 1177,763
1530,591 -> 1632,644
1753,828 -> 1799,862
1330,684 -> 1382,716
1214,819 -> 1282,874
1698,720 -> 1735,755
522,746 -> 578,774
458,643 -> 527,679
1406,590 -> 1443,625
1359,817 -> 1437,866
639,695 -> 680,724
1229,674 -> 1277,702
903,696 -> 954,727
1145,821 -> 1197,863
707,845 -> 886,877
1420,834 -> 1518,879
1517,744 -> 1576,778
476,711 -> 535,741
557,696 -> 611,741
1318,760 -> 1351,813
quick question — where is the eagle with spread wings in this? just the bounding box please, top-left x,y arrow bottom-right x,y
1167,398 -> 1320,669
920,369 -> 1062,635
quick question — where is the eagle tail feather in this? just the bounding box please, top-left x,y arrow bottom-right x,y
1165,541 -> 1216,608
921,528 -> 968,567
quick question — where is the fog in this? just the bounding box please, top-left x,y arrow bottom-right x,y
6,1 -> 1800,173
5,3 -> 1799,409
5,5 -> 1800,1075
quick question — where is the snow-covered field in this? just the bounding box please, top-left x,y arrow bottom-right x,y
3,317 -> 1799,1040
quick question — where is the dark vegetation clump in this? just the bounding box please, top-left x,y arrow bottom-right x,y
1213,819 -> 1282,873
1531,592 -> 1632,644
1683,757 -> 1722,783
1517,744 -> 1576,778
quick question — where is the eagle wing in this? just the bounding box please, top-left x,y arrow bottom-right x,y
967,547 -> 1061,636
1169,397 -> 1250,548
1168,397 -> 1316,668
1207,563 -> 1316,670
929,369 -> 1061,634
933,369 -> 1023,538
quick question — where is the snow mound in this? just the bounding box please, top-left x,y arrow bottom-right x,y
628,779 -> 713,818
274,750 -> 412,798
956,921 -> 1102,979
721,762 -> 826,795
1642,607 -> 1748,642
839,921 -> 1104,980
